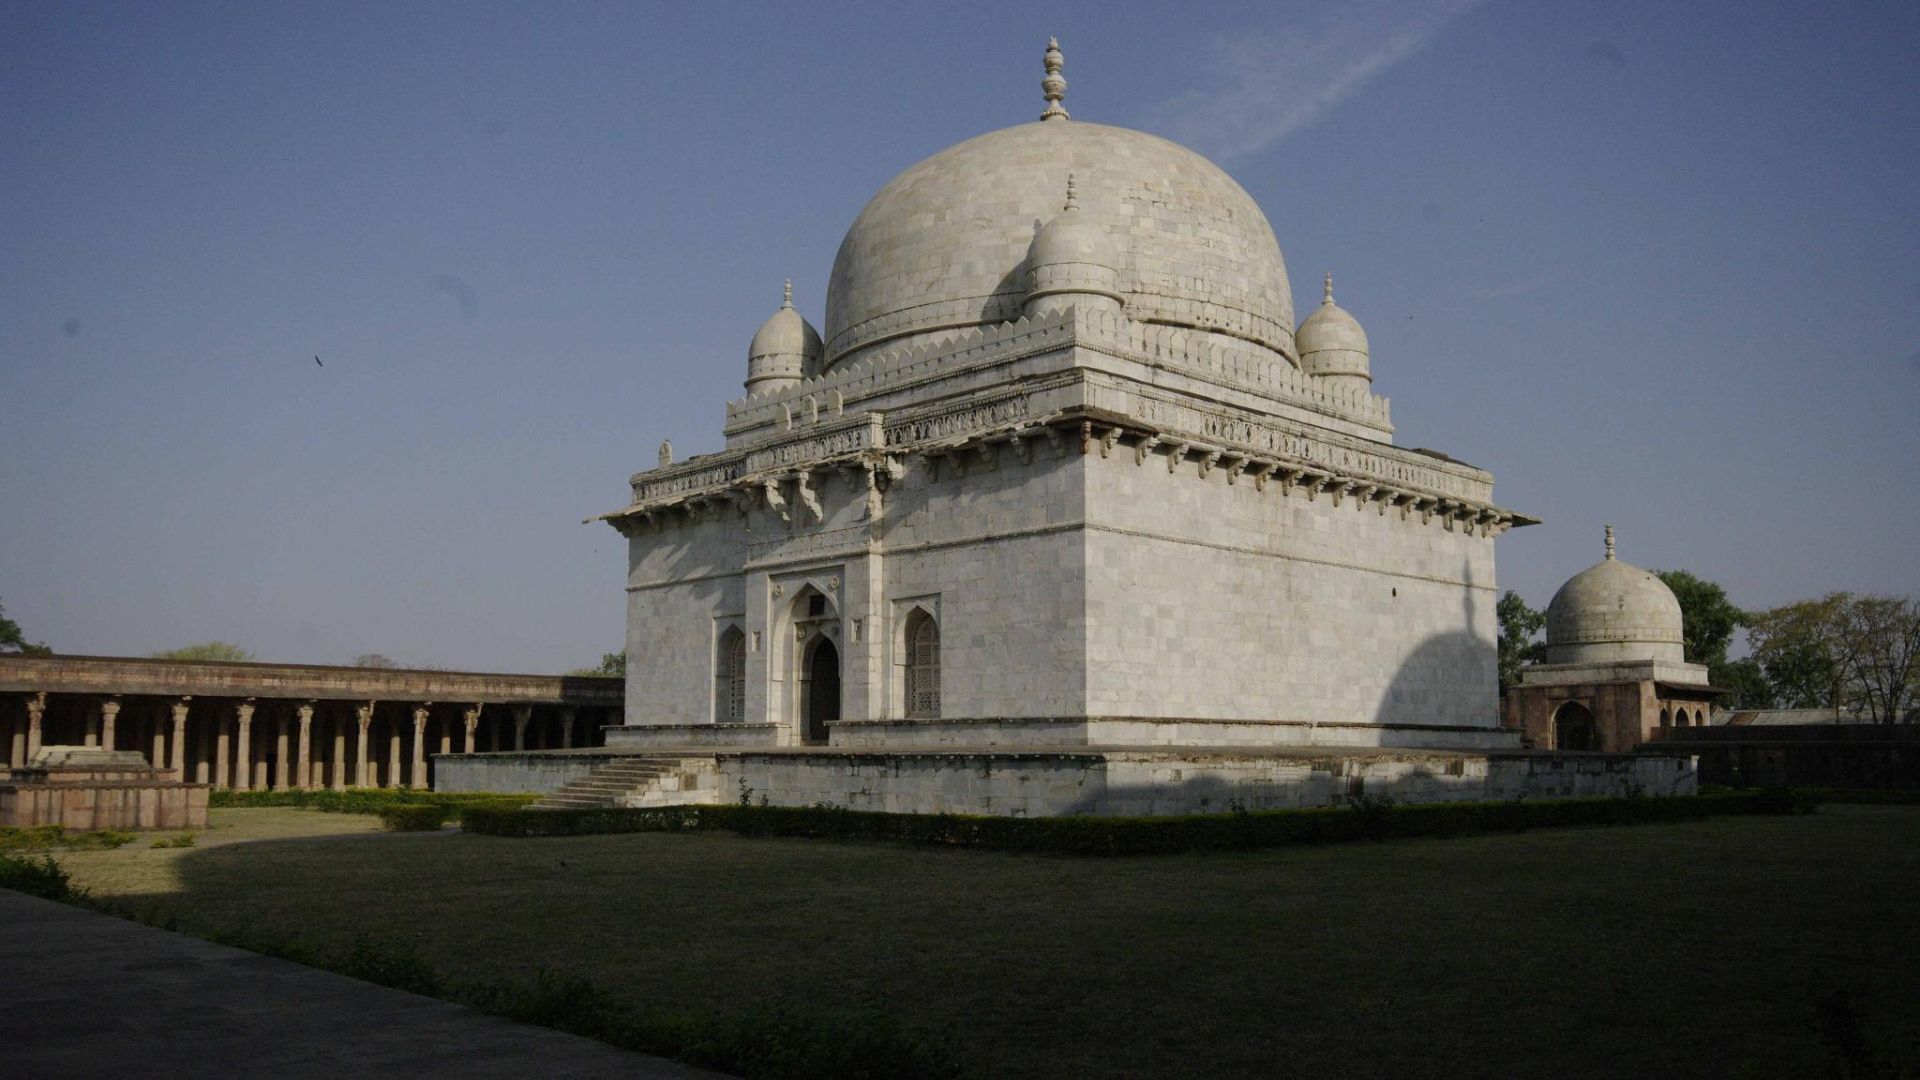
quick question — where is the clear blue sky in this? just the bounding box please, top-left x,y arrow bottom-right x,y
4,1 -> 1916,672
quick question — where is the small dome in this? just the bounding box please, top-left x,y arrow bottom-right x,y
746,281 -> 822,394
1025,174 -> 1123,315
1545,527 -> 1685,664
1297,273 -> 1369,383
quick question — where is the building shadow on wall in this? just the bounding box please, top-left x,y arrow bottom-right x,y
1369,556 -> 1496,730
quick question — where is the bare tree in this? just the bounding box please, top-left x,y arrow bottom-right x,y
1839,596 -> 1920,724
1749,593 -> 1920,723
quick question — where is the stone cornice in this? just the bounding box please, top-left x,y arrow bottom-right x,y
599,381 -> 1534,537
0,655 -> 622,706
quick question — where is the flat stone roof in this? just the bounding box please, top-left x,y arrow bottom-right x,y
0,654 -> 622,707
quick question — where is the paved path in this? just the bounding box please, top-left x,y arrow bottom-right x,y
0,889 -> 732,1079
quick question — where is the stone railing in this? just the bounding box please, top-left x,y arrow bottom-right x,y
724,311 -> 1077,434
723,306 -> 1392,441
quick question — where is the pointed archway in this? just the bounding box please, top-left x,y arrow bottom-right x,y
1553,701 -> 1599,751
803,636 -> 841,744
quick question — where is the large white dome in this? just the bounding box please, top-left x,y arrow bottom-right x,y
823,119 -> 1297,372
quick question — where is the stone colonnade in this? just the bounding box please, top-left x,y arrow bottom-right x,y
4,693 -> 606,790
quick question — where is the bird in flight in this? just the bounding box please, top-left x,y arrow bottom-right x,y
314,355 -> 323,367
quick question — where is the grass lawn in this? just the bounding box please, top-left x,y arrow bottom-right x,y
54,804 -> 1920,1079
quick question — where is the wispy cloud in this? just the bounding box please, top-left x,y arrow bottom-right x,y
1144,0 -> 1486,165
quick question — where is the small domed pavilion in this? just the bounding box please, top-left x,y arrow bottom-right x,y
1505,526 -> 1722,751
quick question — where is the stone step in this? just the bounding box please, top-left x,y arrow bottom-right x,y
527,755 -> 704,811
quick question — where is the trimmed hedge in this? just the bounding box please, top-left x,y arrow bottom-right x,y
212,787 -> 535,819
461,790 -> 1810,856
378,804 -> 453,832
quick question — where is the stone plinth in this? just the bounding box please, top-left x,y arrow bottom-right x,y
0,747 -> 209,830
434,746 -> 1695,817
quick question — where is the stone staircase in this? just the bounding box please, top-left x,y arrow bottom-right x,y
530,755 -> 716,810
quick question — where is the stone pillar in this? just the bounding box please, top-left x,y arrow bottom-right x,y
215,713 -> 231,790
234,700 -> 255,791
295,703 -> 314,789
195,718 -> 211,784
23,692 -> 46,763
386,721 -> 402,789
100,697 -> 121,751
150,705 -> 167,770
559,707 -> 576,750
354,702 -> 374,788
170,698 -> 189,778
463,704 -> 481,753
410,705 -> 430,789
744,569 -> 774,732
274,711 -> 291,790
332,711 -> 349,791
513,705 -> 531,751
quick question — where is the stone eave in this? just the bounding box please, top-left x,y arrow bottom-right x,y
592,397 -> 1535,537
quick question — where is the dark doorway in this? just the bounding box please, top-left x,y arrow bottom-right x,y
804,637 -> 841,744
1554,701 -> 1599,751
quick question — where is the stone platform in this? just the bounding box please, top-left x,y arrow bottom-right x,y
435,744 -> 1695,818
0,746 -> 208,830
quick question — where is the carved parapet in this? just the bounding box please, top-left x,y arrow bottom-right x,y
726,309 -> 1076,434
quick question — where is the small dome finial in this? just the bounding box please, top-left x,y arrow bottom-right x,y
782,279 -> 793,309
1040,36 -> 1069,122
1323,272 -> 1334,305
1064,173 -> 1078,211
1605,524 -> 1616,560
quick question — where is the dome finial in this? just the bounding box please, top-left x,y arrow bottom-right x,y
1605,524 -> 1616,560
1064,173 -> 1078,211
1323,271 -> 1334,305
1040,36 -> 1069,122
782,279 -> 793,310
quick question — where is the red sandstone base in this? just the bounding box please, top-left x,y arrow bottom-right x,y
0,749 -> 209,830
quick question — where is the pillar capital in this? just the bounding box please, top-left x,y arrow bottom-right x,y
236,697 -> 256,725
100,695 -> 122,719
355,700 -> 376,731
462,703 -> 483,731
171,697 -> 192,722
25,691 -> 46,724
296,701 -> 314,724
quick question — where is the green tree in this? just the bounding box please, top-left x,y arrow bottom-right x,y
1713,657 -> 1775,710
151,642 -> 255,662
566,651 -> 627,678
1653,570 -> 1744,667
1496,591 -> 1547,688
1748,595 -> 1846,711
1745,593 -> 1920,721
351,653 -> 400,668
0,598 -> 51,655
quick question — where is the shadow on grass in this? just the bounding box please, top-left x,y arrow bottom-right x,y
78,828 -> 960,1080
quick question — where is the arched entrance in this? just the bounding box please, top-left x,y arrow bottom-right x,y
802,636 -> 841,745
1553,701 -> 1599,751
